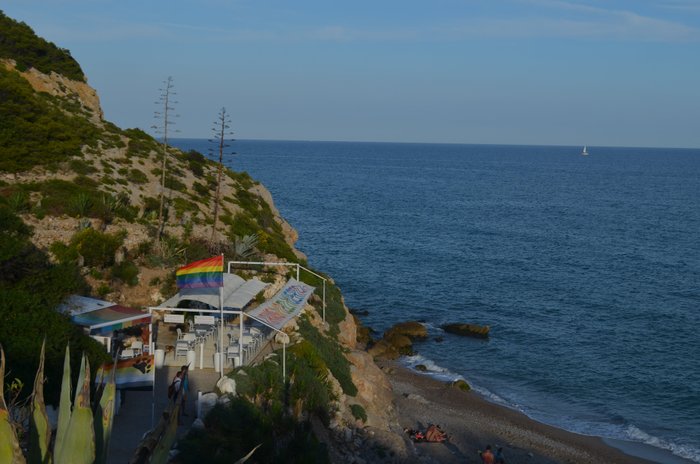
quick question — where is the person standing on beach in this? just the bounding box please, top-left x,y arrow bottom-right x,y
495,446 -> 506,464
480,445 -> 495,464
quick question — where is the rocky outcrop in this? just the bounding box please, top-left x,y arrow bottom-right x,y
252,183 -> 307,262
368,321 -> 428,360
346,351 -> 393,427
2,59 -> 103,122
442,322 -> 490,338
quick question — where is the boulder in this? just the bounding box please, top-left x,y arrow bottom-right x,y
367,340 -> 400,360
383,321 -> 427,340
451,379 -> 471,392
191,418 -> 205,430
353,314 -> 373,347
216,376 -> 236,395
383,332 -> 413,355
441,323 -> 490,338
198,392 -> 218,418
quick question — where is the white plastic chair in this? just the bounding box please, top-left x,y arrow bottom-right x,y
131,341 -> 143,357
119,349 -> 134,359
175,341 -> 189,358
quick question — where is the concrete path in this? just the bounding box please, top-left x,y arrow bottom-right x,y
107,365 -> 221,464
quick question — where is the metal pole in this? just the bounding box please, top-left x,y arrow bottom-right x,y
323,280 -> 326,322
149,308 -> 155,428
219,285 -> 224,378
239,310 -> 244,367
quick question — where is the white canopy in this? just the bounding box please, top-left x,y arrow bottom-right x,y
160,273 -> 268,310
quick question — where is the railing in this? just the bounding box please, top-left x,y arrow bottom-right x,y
227,260 -> 328,321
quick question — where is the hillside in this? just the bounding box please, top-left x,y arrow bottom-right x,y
0,11 -> 410,463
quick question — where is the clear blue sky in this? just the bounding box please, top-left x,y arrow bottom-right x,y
4,0 -> 700,148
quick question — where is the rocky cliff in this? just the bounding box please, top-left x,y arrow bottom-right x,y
0,11 -> 409,463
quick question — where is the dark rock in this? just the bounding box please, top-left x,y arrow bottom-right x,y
434,336 -> 444,343
441,323 -> 490,338
350,308 -> 370,316
451,379 -> 471,392
383,321 -> 428,340
415,364 -> 427,372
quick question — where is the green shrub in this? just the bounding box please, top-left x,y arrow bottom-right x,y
96,283 -> 111,297
298,317 -> 357,396
110,261 -> 139,286
165,177 -> 186,193
0,206 -> 109,404
129,169 -> 148,184
27,180 -> 95,217
192,181 -> 210,198
350,404 -> 367,423
0,68 -> 99,172
49,241 -> 78,264
182,150 -> 206,177
177,398 -> 329,464
69,228 -> 123,267
69,192 -> 93,217
7,190 -> 30,213
0,11 -> 86,81
300,275 -> 346,332
69,159 -> 97,175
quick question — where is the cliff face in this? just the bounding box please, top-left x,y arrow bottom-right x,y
1,59 -> 103,121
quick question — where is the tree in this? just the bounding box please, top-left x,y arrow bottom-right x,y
209,107 -> 234,246
152,77 -> 178,244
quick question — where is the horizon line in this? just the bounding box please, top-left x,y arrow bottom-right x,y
165,136 -> 700,151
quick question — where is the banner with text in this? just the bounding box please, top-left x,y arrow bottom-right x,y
247,279 -> 315,331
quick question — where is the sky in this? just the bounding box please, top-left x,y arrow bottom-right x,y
3,0 -> 700,148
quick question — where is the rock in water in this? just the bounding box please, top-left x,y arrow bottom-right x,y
441,323 -> 490,338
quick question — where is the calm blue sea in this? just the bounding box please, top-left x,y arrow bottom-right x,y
173,139 -> 700,463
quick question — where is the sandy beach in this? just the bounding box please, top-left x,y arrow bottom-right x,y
381,360 -> 666,464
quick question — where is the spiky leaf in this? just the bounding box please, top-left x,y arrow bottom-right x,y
53,345 -> 72,460
29,338 -> 52,464
0,346 -> 26,464
54,354 -> 95,464
94,360 -> 116,464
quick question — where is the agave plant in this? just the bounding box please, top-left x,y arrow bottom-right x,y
28,339 -> 51,464
70,193 -> 93,218
0,346 -> 26,464
232,234 -> 258,260
54,353 -> 95,464
2,343 -> 116,464
8,191 -> 30,213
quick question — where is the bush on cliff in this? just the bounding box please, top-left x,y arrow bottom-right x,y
0,10 -> 86,81
0,206 -> 109,403
177,398 -> 329,464
0,67 -> 98,172
298,317 -> 357,397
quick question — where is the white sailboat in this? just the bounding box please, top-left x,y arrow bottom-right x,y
581,146 -> 588,156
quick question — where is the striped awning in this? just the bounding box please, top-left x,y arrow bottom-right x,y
60,296 -> 151,335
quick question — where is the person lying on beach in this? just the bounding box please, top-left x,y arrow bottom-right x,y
404,424 -> 448,442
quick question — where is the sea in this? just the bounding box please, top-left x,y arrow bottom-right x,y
172,139 -> 700,463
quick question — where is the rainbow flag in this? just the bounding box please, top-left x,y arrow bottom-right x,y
176,255 -> 224,289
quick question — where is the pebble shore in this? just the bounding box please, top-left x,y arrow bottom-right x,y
382,361 -> 657,464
